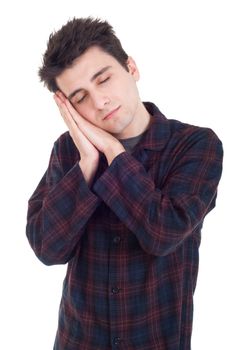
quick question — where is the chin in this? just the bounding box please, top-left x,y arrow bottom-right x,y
112,123 -> 132,138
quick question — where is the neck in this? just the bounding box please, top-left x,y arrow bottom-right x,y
118,101 -> 151,139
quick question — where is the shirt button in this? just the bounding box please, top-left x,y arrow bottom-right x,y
112,287 -> 121,294
113,337 -> 123,345
113,236 -> 121,244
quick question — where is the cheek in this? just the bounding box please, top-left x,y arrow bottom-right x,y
79,107 -> 100,126
120,77 -> 139,100
75,104 -> 92,121
122,85 -> 139,112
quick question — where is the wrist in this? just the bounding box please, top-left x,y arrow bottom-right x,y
79,156 -> 99,166
79,157 -> 99,186
104,142 -> 126,165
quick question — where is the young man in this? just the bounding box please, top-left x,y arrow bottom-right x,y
26,17 -> 223,350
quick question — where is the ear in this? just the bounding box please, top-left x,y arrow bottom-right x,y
127,56 -> 140,81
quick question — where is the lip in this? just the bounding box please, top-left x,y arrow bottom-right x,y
103,106 -> 121,120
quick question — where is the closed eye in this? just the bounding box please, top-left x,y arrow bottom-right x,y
99,77 -> 110,84
76,77 -> 110,104
76,95 -> 86,104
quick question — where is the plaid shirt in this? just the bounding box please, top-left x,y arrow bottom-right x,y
26,102 -> 223,350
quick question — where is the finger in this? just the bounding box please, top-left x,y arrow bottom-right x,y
54,94 -> 78,131
53,94 -> 68,121
55,90 -> 66,103
55,92 -> 84,129
55,93 -> 104,144
54,92 -> 65,105
64,98 -> 84,125
54,91 -> 76,118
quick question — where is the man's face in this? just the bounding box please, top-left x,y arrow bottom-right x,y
56,46 -> 141,139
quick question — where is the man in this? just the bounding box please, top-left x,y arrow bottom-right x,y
26,17 -> 223,350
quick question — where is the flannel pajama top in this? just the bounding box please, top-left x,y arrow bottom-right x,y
26,102 -> 223,349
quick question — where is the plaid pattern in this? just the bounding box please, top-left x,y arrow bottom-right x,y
26,102 -> 223,349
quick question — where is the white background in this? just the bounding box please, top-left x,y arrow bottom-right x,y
0,0 -> 231,349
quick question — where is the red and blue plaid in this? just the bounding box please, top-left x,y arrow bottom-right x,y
26,102 -> 223,349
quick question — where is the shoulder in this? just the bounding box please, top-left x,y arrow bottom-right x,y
146,101 -> 223,159
167,118 -> 223,156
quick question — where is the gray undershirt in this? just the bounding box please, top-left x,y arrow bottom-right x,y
119,131 -> 146,153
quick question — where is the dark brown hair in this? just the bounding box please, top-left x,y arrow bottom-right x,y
38,17 -> 129,92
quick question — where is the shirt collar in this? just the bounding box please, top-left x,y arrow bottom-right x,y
136,102 -> 171,151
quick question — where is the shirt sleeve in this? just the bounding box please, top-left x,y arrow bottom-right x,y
26,140 -> 101,266
93,128 -> 223,256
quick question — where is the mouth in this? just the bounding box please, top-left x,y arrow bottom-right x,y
103,106 -> 121,120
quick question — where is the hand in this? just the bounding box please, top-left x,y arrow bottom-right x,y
55,91 -> 126,165
54,92 -> 100,185
54,92 -> 99,162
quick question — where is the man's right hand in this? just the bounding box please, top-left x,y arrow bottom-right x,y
54,92 -> 99,186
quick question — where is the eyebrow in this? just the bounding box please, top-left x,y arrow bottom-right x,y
68,65 -> 112,100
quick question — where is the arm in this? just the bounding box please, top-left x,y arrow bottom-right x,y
26,137 -> 101,266
26,91 -> 125,266
93,128 -> 223,256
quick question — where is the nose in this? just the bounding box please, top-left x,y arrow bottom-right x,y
91,90 -> 110,110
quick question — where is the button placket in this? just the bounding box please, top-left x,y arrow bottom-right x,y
109,226 -> 124,348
